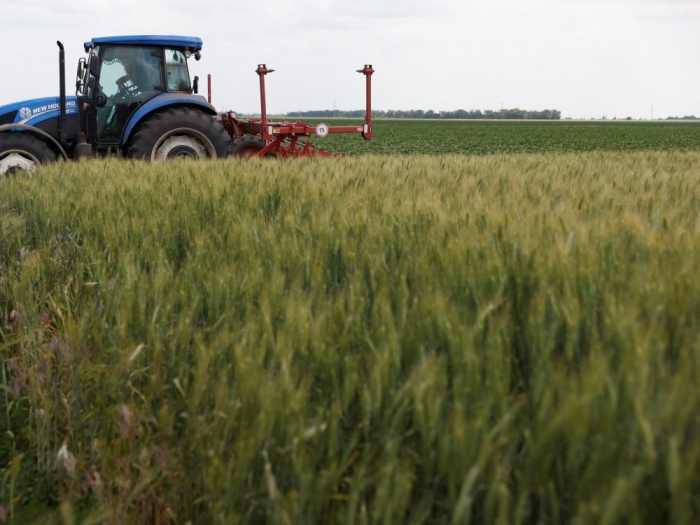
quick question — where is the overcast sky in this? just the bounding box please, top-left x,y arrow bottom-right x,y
1,0 -> 698,118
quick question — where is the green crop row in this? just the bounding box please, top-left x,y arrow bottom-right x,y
307,119 -> 700,156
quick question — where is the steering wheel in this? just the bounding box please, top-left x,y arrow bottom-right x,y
116,75 -> 129,89
112,75 -> 133,101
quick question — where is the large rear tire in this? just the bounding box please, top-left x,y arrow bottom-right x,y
126,107 -> 230,161
0,133 -> 57,176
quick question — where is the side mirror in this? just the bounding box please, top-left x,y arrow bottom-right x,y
89,55 -> 100,77
76,58 -> 87,91
193,76 -> 199,95
96,93 -> 107,107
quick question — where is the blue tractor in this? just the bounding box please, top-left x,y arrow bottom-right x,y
0,36 -> 231,175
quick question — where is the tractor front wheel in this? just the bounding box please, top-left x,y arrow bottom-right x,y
0,133 -> 56,176
126,107 -> 230,161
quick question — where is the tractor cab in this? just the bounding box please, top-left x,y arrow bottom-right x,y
78,36 -> 203,147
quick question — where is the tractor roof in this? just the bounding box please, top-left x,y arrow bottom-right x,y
84,35 -> 203,53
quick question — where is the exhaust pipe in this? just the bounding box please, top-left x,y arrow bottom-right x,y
57,41 -> 67,148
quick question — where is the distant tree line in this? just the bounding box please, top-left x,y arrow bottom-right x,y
236,109 -> 562,119
666,115 -> 698,120
277,108 -> 562,120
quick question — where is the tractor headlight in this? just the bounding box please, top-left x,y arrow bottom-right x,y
184,49 -> 192,59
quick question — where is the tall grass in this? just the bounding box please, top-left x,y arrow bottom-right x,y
0,152 -> 699,523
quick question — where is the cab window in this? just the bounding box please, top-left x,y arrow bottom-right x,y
96,45 -> 161,142
165,49 -> 191,92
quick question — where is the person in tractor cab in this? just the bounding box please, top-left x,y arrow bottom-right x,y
96,46 -> 161,142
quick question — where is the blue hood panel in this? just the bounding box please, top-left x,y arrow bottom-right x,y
0,96 -> 78,126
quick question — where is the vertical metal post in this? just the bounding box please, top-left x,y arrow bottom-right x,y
256,64 -> 274,142
358,65 -> 374,140
207,74 -> 212,105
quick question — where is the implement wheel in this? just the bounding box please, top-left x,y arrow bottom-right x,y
0,133 -> 56,176
126,107 -> 230,161
229,135 -> 274,158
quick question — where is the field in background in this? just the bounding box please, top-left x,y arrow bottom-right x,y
305,119 -> 700,155
1,153 -> 700,523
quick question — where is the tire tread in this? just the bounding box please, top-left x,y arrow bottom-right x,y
126,107 -> 230,160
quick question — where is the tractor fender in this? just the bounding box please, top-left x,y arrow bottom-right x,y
0,123 -> 69,160
121,94 -> 217,146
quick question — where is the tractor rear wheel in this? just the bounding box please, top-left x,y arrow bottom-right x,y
0,133 -> 56,176
126,107 -> 230,161
229,135 -> 273,158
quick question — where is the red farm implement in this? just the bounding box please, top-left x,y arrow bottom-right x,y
219,64 -> 374,158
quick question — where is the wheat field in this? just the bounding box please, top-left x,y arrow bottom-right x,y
1,152 -> 700,523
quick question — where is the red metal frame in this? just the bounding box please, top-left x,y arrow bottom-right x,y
220,65 -> 374,158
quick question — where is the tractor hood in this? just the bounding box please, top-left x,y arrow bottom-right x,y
0,96 -> 78,127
